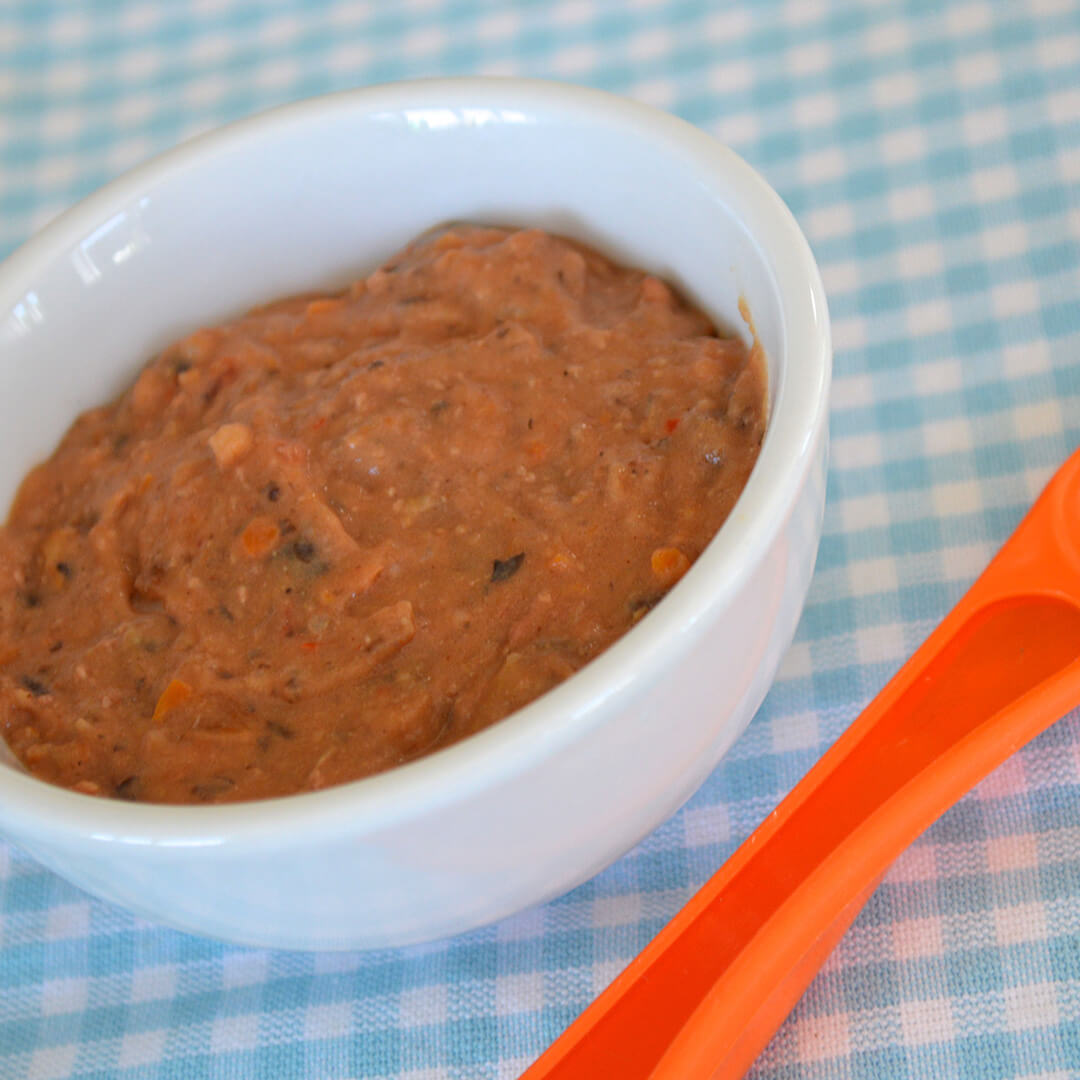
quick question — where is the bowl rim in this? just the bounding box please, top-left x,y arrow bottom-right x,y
0,76 -> 831,848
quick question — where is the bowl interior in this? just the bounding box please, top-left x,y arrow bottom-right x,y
0,83 -> 828,838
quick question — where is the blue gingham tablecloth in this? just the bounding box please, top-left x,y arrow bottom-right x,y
3,1 -> 1080,1077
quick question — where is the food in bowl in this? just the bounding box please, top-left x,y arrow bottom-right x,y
0,225 -> 765,804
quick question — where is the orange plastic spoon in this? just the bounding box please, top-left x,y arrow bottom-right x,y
523,447 -> 1080,1080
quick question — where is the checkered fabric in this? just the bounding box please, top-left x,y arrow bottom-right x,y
3,1 -> 1080,1077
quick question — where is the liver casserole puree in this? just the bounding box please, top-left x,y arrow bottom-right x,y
0,226 -> 766,803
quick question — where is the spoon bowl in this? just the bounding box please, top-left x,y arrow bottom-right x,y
525,447 -> 1080,1079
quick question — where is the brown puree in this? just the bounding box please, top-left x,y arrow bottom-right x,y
0,226 -> 766,803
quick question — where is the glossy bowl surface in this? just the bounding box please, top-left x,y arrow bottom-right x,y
0,78 -> 830,949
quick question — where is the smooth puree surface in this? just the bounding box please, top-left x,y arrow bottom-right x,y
0,226 -> 766,803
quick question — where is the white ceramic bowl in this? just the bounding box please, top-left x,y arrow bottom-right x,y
0,78 -> 830,950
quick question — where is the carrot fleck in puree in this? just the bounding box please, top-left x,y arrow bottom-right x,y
0,226 -> 766,803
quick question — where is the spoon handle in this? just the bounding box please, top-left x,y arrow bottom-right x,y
522,448 -> 1080,1080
